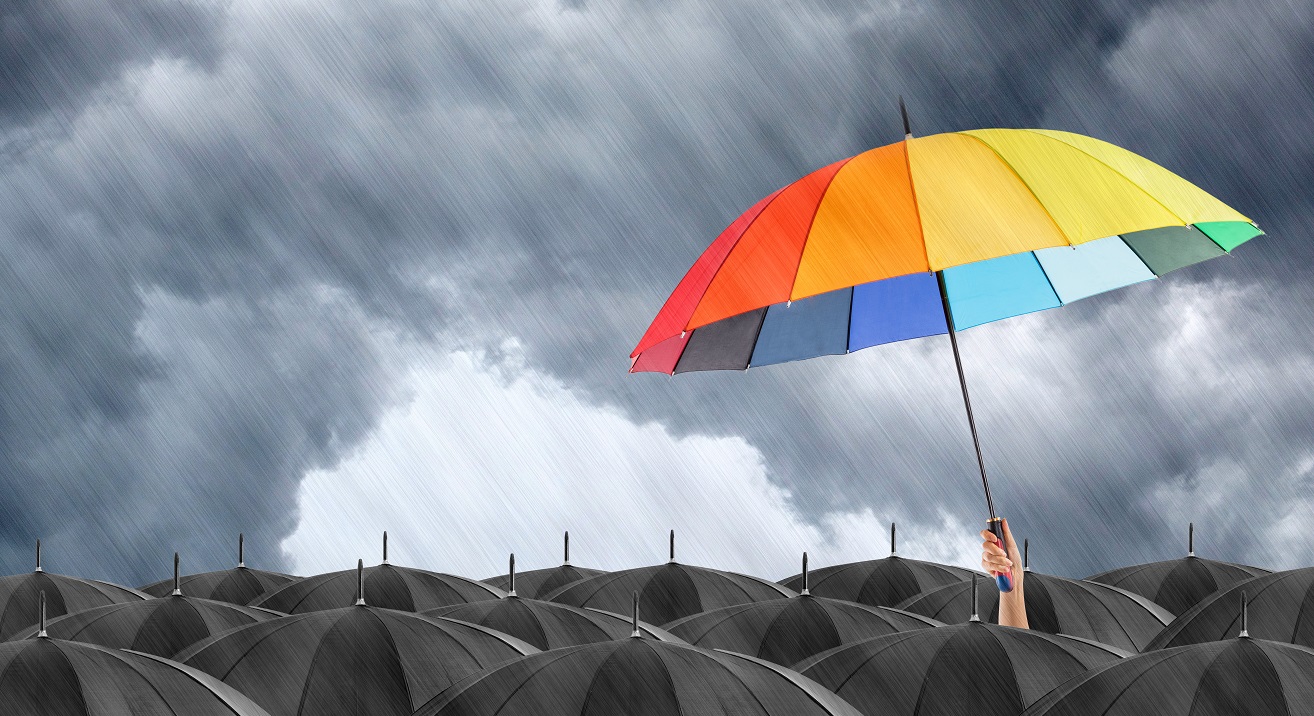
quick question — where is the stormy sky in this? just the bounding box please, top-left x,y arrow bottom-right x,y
2,0 -> 1312,586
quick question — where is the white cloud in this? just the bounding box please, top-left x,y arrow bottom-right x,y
283,342 -> 979,580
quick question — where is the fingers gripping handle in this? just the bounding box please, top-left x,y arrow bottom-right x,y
989,519 -> 1014,593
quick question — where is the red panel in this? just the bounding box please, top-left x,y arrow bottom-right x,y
631,188 -> 784,357
629,333 -> 691,374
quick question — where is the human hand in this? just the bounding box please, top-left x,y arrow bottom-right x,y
980,519 -> 1027,628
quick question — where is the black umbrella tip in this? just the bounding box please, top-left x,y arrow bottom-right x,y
800,552 -> 810,597
1188,522 -> 1195,557
899,97 -> 912,138
969,575 -> 981,623
668,529 -> 676,564
35,538 -> 42,573
1023,538 -> 1031,572
382,531 -> 389,565
1239,591 -> 1249,638
631,591 -> 641,638
37,590 -> 48,638
172,552 -> 182,597
239,532 -> 246,568
563,530 -> 570,566
355,558 -> 366,607
890,522 -> 897,557
507,553 -> 517,598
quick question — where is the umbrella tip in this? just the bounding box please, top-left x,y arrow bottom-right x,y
172,552 -> 182,596
800,552 -> 810,597
382,531 -> 389,565
1188,522 -> 1195,557
1023,539 -> 1030,572
38,590 -> 48,638
356,559 -> 366,606
890,523 -> 897,557
35,538 -> 42,573
1239,591 -> 1249,638
507,553 -> 517,598
239,533 -> 245,568
564,531 -> 570,566
631,591 -> 641,638
668,529 -> 675,564
969,574 -> 981,623
899,96 -> 912,138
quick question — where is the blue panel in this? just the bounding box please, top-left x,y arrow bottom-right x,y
942,253 -> 1061,330
750,289 -> 851,367
1034,236 -> 1155,304
848,273 -> 948,351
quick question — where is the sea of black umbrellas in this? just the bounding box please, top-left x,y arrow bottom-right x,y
2,524 -> 1312,715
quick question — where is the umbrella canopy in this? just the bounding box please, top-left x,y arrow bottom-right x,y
778,524 -> 977,607
629,108 -> 1261,592
666,551 -> 940,666
425,597 -> 678,651
796,618 -> 1126,716
413,635 -> 863,716
139,534 -> 299,606
0,540 -> 146,640
631,125 -> 1261,375
898,568 -> 1171,652
253,535 -> 502,613
1023,637 -> 1314,715
1086,523 -> 1269,616
1147,567 -> 1314,650
545,532 -> 793,626
482,533 -> 606,599
179,563 -> 535,716
0,634 -> 269,715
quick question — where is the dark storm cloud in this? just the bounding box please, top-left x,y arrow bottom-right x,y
0,0 -> 225,128
1,0 -> 1311,582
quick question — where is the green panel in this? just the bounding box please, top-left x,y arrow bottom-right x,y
1120,226 -> 1227,276
1195,221 -> 1264,252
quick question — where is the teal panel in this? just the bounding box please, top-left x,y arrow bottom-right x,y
941,253 -> 1061,330
1195,221 -> 1263,252
1120,226 -> 1226,275
1034,236 -> 1155,304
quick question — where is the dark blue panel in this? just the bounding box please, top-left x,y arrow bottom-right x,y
749,289 -> 852,367
848,273 -> 947,351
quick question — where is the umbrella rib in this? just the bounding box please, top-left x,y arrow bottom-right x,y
954,133 -> 1076,249
1019,130 -> 1191,227
785,157 -> 854,302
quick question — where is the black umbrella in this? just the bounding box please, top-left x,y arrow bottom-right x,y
179,560 -> 535,716
427,553 -> 677,650
0,539 -> 145,640
482,533 -> 607,599
1148,566 -> 1314,650
665,552 -> 941,667
13,553 -> 285,658
797,579 -> 1127,716
140,534 -> 299,606
778,524 -> 977,607
898,543 -> 1171,652
1025,596 -> 1314,715
1086,523 -> 1269,616
545,531 -> 793,626
252,532 -> 502,613
414,594 -> 862,716
0,593 -> 269,715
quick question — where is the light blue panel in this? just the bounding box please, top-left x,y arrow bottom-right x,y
1034,236 -> 1156,304
849,273 -> 948,351
750,289 -> 851,367
942,253 -> 1061,330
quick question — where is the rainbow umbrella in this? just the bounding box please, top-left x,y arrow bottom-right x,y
630,103 -> 1261,591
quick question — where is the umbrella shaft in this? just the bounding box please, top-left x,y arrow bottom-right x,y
936,272 -> 998,520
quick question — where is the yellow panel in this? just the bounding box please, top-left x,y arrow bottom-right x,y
791,143 -> 928,300
1023,129 -> 1251,224
908,134 -> 1070,269
963,129 -> 1184,245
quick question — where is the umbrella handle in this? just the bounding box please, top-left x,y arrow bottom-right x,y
988,519 -> 1014,593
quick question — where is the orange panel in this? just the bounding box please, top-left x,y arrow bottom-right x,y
689,158 -> 849,329
792,143 -> 927,300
